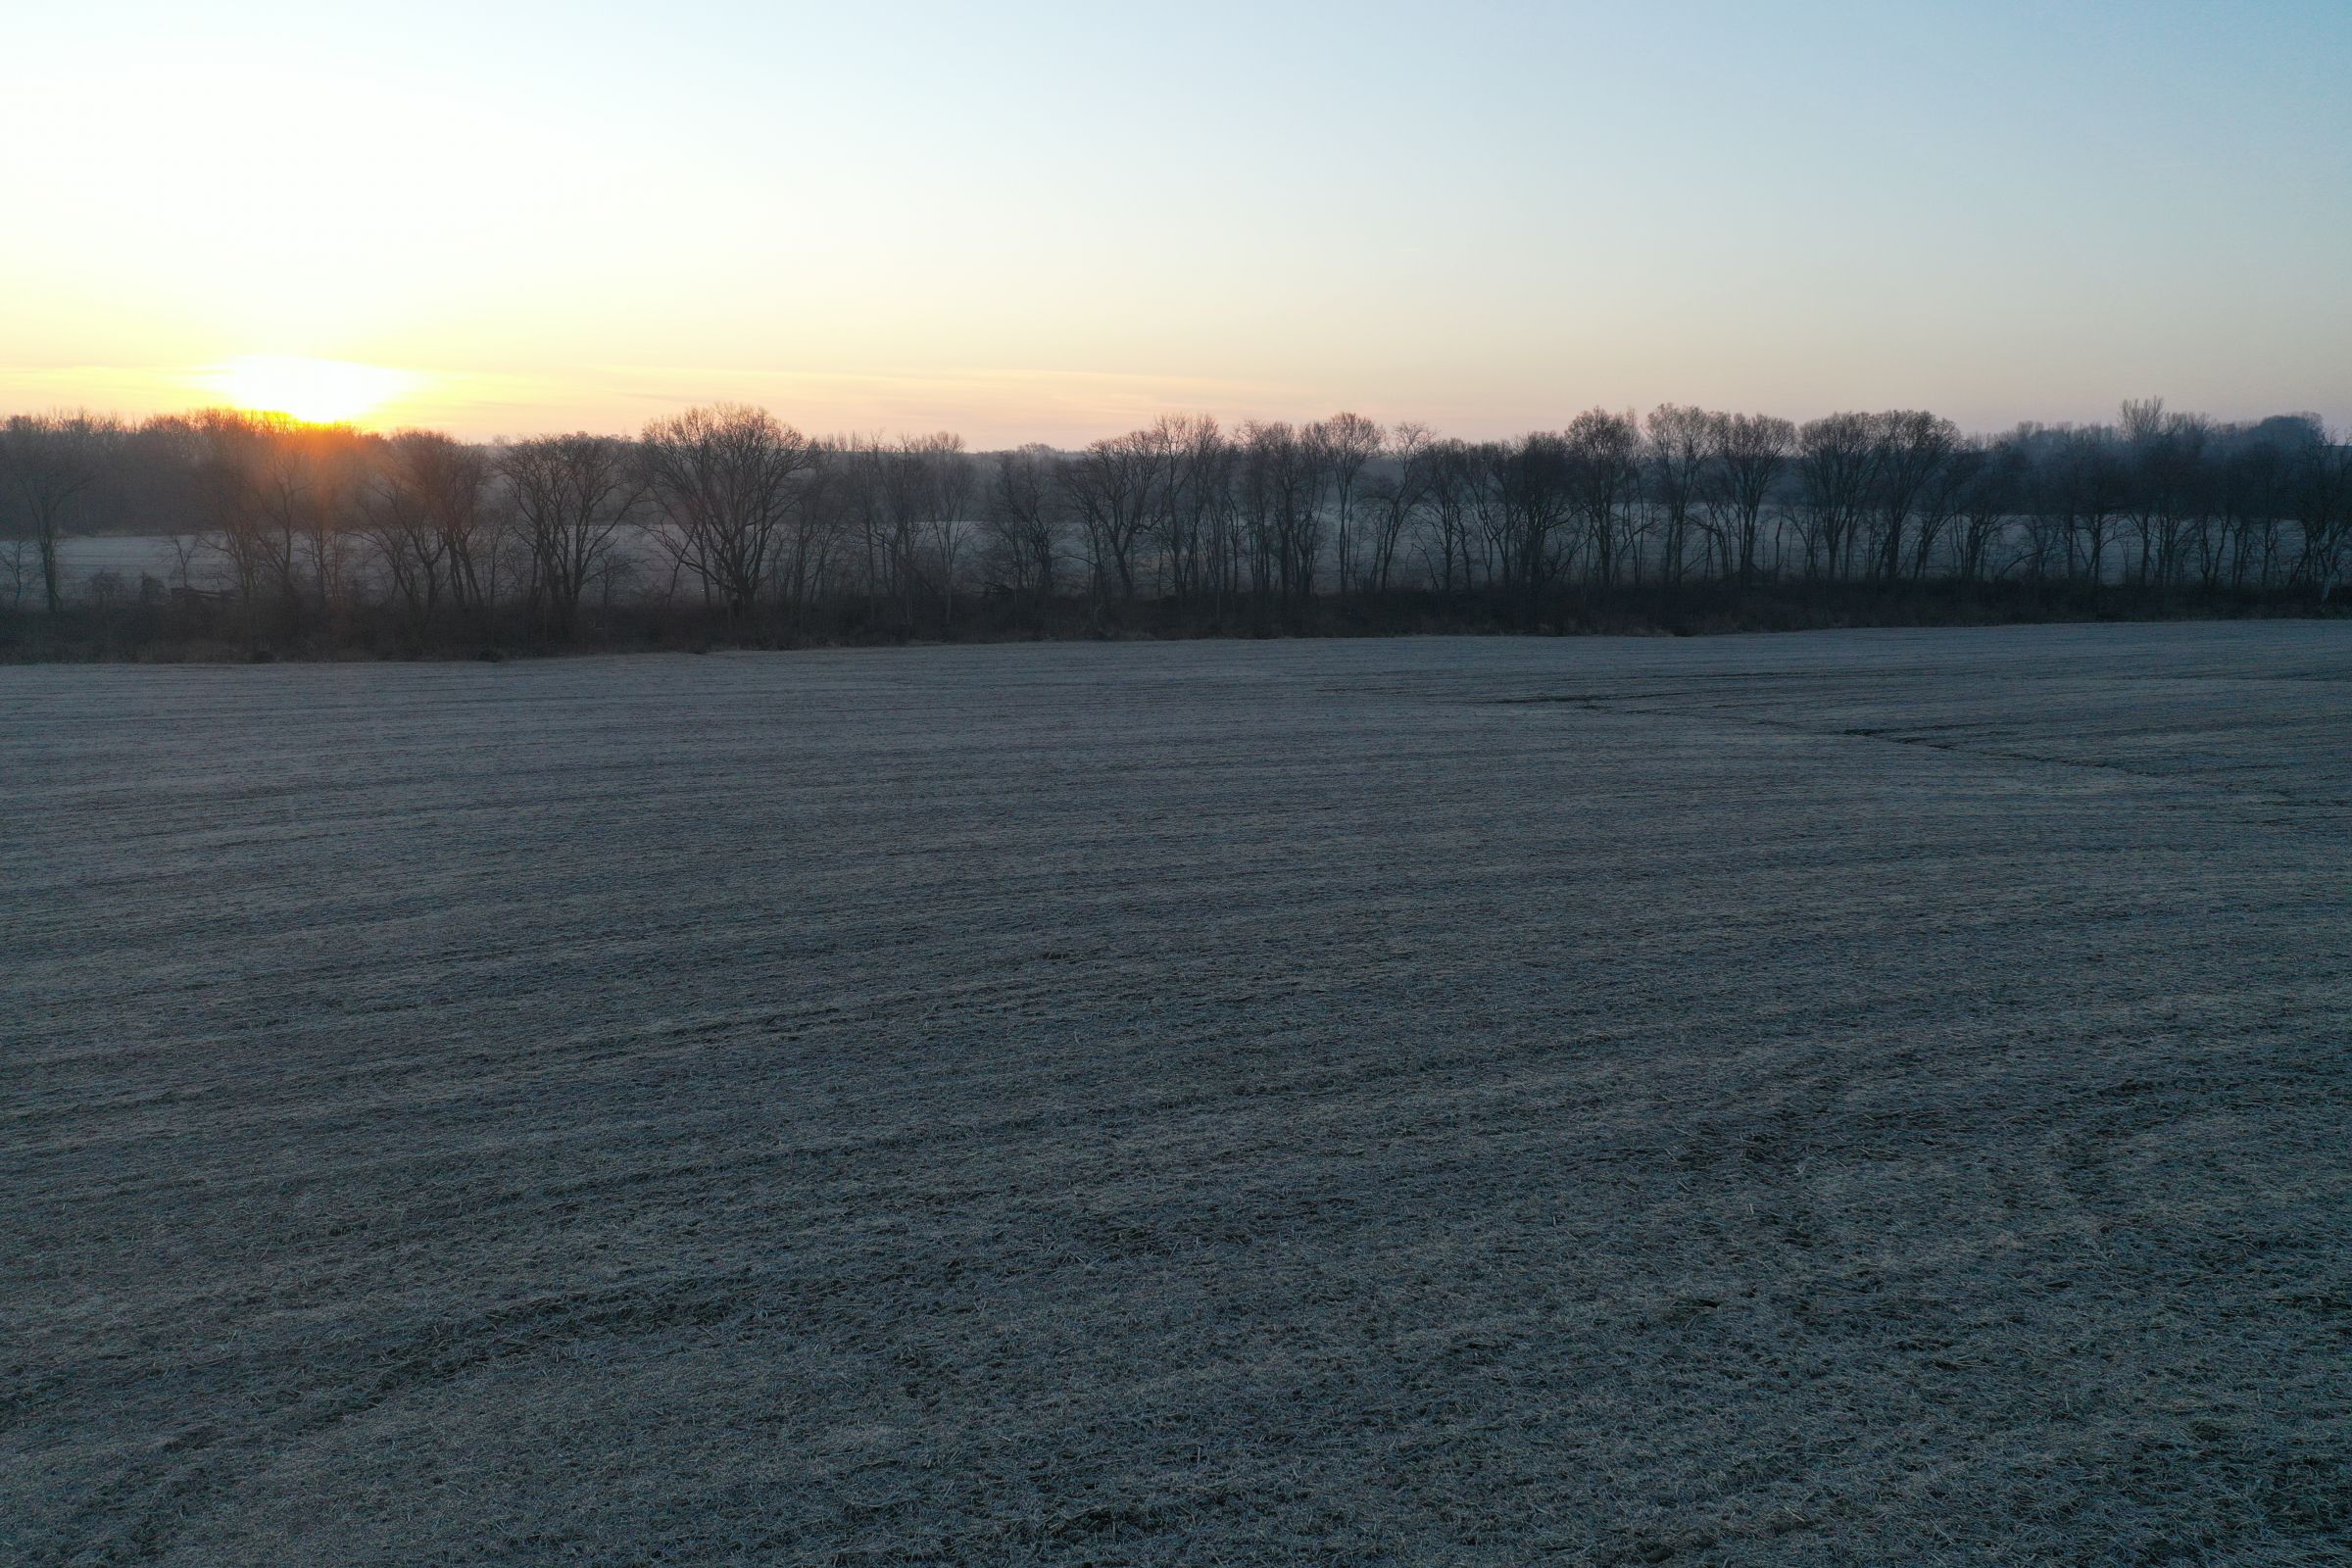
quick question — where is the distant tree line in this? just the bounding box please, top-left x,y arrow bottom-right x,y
2,399 -> 2345,656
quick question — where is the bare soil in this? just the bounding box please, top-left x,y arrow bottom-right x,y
5,623 -> 2348,1565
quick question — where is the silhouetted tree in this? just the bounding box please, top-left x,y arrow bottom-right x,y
1492,432 -> 1574,620
399,430 -> 496,618
500,433 -> 642,638
1417,439 -> 1490,593
1310,412 -> 1383,596
1155,416 -> 1236,607
2287,423 -> 2350,593
1237,421 -> 1325,615
983,445 -> 1065,629
361,436 -> 449,631
2048,428 -> 2127,587
1795,413 -> 1878,579
1565,411 -> 1641,587
1905,441 -> 1977,579
1705,412 -> 1793,585
1644,405 -> 1710,587
10,393 -> 2345,650
1,412 -> 119,612
641,404 -> 818,622
1363,422 -> 1435,594
1866,411 -> 1958,582
1953,436 -> 2027,583
1063,426 -> 1165,607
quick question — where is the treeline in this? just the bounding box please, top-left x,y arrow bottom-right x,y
2,399 -> 2346,657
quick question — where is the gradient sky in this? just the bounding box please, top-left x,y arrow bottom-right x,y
3,0 -> 2347,443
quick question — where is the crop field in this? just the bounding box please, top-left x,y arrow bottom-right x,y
5,623 -> 2349,1566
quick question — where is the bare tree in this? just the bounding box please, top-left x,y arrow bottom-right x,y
984,445 -> 1066,628
2048,428 -> 2127,586
820,435 -> 890,609
1236,421 -> 1329,613
500,434 -> 642,638
1417,438 -> 1491,593
2119,397 -> 2170,586
6,390 -> 2341,649
1492,432 -> 1575,619
1564,411 -> 1641,587
1644,406 -> 1710,587
1700,414 -> 1792,585
1866,411 -> 1958,582
2141,409 -> 2211,589
302,426 -> 370,621
918,433 -> 977,625
772,446 -> 842,622
397,430 -> 496,619
1909,441 -> 1980,578
2217,435 -> 2290,589
866,432 -> 973,630
1,412 -> 120,612
1362,422 -> 1436,593
1794,413 -> 1878,579
248,423 -> 323,621
640,404 -> 818,622
360,437 -> 449,630
176,410 -> 274,640
2286,422 -> 2350,594
1064,426 -> 1169,606
1955,437 -> 2028,582
1308,412 -> 1383,596
0,533 -> 33,611
1149,416 -> 1233,605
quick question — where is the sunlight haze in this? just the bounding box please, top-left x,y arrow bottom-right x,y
4,0 -> 2347,441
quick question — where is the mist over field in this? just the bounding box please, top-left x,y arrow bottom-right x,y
7,623 -> 2348,1564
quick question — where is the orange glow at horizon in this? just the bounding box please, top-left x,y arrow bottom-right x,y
201,356 -> 420,426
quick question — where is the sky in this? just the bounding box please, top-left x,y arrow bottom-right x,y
2,0 -> 2347,444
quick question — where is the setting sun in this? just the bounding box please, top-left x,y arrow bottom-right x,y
201,355 -> 417,425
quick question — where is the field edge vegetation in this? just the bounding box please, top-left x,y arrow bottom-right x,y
3,398 -> 2346,662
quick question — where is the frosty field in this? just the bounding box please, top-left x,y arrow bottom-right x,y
4,623 -> 2349,1566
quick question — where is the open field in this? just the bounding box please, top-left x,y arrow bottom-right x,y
5,623 -> 2350,1565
